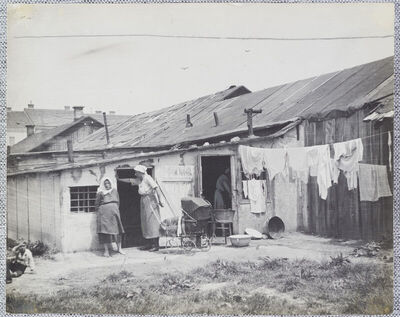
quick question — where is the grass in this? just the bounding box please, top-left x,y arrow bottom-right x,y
7,256 -> 393,315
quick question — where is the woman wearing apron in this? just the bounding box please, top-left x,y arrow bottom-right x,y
96,177 -> 125,257
134,165 -> 164,252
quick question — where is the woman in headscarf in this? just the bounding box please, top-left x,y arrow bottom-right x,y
134,165 -> 164,252
96,177 -> 125,257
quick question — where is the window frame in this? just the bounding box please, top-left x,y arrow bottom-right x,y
69,185 -> 99,213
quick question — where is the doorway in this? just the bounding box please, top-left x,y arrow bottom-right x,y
201,156 -> 232,209
116,167 -> 153,248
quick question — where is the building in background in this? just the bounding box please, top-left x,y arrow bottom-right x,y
6,105 -> 132,148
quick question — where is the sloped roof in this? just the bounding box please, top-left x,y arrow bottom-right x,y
10,116 -> 103,153
74,56 -> 394,151
24,108 -> 131,129
363,76 -> 394,122
7,111 -> 33,130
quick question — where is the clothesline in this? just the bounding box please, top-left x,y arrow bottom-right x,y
338,130 -> 391,142
239,132 -> 392,201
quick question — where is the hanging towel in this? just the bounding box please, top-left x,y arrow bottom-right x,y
333,138 -> 363,191
376,165 -> 392,199
263,148 -> 287,180
239,145 -> 266,177
242,180 -> 249,199
359,164 -> 392,201
247,179 -> 267,214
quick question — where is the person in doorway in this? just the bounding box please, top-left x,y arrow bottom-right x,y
9,243 -> 35,278
214,168 -> 231,209
134,165 -> 164,252
96,177 -> 125,257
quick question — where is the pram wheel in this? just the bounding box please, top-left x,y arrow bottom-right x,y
182,239 -> 196,252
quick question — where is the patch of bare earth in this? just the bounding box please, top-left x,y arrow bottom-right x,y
6,233 -> 393,315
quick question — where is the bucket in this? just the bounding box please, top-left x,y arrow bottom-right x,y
267,217 -> 285,239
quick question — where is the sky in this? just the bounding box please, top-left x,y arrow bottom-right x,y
7,3 -> 394,115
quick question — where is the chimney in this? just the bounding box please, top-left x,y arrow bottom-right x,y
73,106 -> 84,121
103,112 -> 110,144
213,112 -> 219,126
26,125 -> 35,137
64,106 -> 71,111
27,103 -> 34,109
109,111 -> 116,115
6,107 -> 11,111
186,114 -> 193,128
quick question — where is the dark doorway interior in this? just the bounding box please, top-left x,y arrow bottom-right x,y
116,168 -> 151,248
201,156 -> 231,209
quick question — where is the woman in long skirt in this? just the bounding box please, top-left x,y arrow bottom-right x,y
134,165 -> 164,252
96,178 -> 125,257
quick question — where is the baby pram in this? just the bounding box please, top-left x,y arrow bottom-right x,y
160,197 -> 213,252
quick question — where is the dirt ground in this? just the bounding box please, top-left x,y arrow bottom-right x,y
7,232 -> 391,297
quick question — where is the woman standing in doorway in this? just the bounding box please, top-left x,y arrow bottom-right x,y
96,177 -> 125,257
134,165 -> 164,252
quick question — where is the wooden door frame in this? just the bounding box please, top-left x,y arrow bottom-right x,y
196,154 -> 237,212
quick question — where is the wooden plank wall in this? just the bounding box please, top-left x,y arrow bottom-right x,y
7,172 -> 61,247
304,109 -> 393,241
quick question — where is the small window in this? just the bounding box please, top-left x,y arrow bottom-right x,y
70,186 -> 99,213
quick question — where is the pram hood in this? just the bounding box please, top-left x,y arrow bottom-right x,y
181,197 -> 212,221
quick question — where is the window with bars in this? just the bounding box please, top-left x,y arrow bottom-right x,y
70,186 -> 99,213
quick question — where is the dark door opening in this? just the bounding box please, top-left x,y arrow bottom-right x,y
116,167 -> 153,248
201,156 -> 232,209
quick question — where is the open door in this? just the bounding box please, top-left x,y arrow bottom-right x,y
116,168 -> 153,248
200,155 -> 232,208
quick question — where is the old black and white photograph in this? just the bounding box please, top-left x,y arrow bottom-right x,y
5,3 -> 395,315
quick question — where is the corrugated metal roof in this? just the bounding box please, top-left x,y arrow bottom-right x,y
10,116 -> 103,153
72,56 -> 393,151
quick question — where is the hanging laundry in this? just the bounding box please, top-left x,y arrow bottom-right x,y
307,146 -> 319,177
242,180 -> 249,199
333,138 -> 363,191
287,147 -> 309,183
359,164 -> 392,201
315,144 -> 333,200
238,145 -> 266,177
262,148 -> 287,180
247,179 -> 267,214
376,165 -> 392,199
330,158 -> 340,184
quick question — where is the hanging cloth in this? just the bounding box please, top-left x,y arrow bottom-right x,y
238,145 -> 266,177
247,179 -> 267,214
359,164 -> 392,201
315,144 -> 333,200
287,147 -> 309,183
262,148 -> 287,180
242,180 -> 249,199
333,138 -> 363,190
